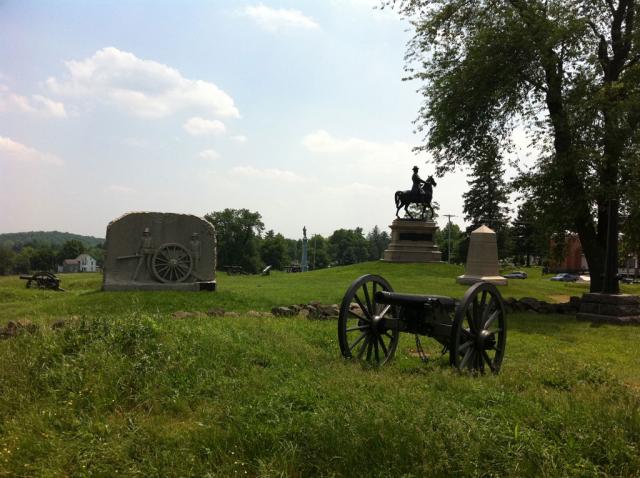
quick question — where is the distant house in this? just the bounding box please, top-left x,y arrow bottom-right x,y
60,259 -> 81,273
76,254 -> 97,272
57,254 -> 97,273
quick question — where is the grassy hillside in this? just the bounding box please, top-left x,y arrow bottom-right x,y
1,263 -> 639,476
0,230 -> 104,248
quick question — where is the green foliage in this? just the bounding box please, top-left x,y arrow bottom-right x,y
205,208 -> 265,274
328,228 -> 369,266
0,231 -> 104,249
0,269 -> 639,475
512,199 -> 548,266
435,222 -> 464,263
260,230 -> 290,270
58,239 -> 85,261
0,244 -> 15,275
309,234 -> 330,269
391,0 -> 640,292
365,225 -> 390,261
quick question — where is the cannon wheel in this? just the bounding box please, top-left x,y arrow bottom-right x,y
450,282 -> 506,374
151,243 -> 193,283
338,274 -> 399,366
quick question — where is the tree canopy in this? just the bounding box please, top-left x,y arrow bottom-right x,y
388,0 -> 640,292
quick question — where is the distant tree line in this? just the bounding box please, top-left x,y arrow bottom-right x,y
0,237 -> 104,275
205,209 -> 391,274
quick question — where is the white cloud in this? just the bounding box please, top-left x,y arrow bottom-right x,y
0,85 -> 67,118
198,149 -> 220,160
183,117 -> 226,136
46,47 -> 239,119
0,136 -> 63,165
240,4 -> 320,32
301,129 -> 420,176
302,129 -> 383,154
231,134 -> 248,143
230,165 -> 308,183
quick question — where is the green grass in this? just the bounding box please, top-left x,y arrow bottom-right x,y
1,263 -> 639,477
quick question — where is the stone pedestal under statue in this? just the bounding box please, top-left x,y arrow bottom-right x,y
103,212 -> 216,291
383,219 -> 442,263
576,293 -> 640,324
457,225 -> 507,286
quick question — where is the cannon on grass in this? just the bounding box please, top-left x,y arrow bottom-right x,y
20,271 -> 64,291
337,275 -> 506,374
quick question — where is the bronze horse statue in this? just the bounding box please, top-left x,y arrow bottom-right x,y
395,175 -> 437,220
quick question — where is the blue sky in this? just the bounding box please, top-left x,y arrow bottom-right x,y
0,0 -> 471,239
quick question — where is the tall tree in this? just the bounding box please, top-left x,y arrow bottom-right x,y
0,243 -> 15,275
328,228 -> 369,266
260,230 -> 289,270
512,199 -> 547,267
366,226 -> 391,260
309,234 -> 331,269
388,0 -> 640,293
205,209 -> 264,273
58,239 -> 85,261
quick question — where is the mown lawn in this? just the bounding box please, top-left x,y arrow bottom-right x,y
1,263 -> 639,477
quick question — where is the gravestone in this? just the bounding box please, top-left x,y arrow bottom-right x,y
457,225 -> 507,286
102,212 -> 216,291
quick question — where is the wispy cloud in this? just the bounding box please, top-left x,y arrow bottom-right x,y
183,117 -> 226,136
198,149 -> 220,160
231,134 -> 248,143
0,136 -> 63,165
240,4 -> 320,32
0,85 -> 67,118
230,165 -> 308,183
46,47 -> 239,119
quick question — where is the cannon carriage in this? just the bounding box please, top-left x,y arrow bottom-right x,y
20,271 -> 64,291
338,274 -> 507,373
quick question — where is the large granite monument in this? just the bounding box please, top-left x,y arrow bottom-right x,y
457,225 -> 507,286
103,212 -> 216,291
383,166 -> 442,263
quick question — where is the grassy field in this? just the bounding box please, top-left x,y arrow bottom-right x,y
1,263 -> 639,477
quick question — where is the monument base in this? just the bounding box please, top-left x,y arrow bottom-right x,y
103,281 -> 216,292
576,293 -> 640,324
383,219 -> 442,263
456,275 -> 507,286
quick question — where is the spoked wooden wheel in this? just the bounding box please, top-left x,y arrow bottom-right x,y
450,282 -> 506,374
151,243 -> 193,283
338,274 -> 399,366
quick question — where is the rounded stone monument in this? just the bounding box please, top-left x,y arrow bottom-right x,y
457,225 -> 507,286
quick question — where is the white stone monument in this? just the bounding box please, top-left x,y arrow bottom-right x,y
457,225 -> 507,286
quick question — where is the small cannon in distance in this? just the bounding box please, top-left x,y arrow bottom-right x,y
337,274 -> 507,373
20,271 -> 64,291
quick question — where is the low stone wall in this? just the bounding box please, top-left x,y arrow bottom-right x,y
503,296 -> 582,315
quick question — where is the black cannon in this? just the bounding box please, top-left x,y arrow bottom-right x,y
20,271 -> 64,291
337,274 -> 506,373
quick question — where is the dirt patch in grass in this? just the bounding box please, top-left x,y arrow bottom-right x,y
548,294 -> 571,303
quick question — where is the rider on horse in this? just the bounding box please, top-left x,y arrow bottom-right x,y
411,166 -> 427,199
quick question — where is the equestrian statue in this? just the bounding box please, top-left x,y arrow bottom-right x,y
395,166 -> 437,220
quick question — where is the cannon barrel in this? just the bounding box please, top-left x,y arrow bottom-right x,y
374,290 -> 457,310
19,275 -> 33,280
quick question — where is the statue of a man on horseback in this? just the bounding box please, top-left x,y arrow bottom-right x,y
395,166 -> 437,220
